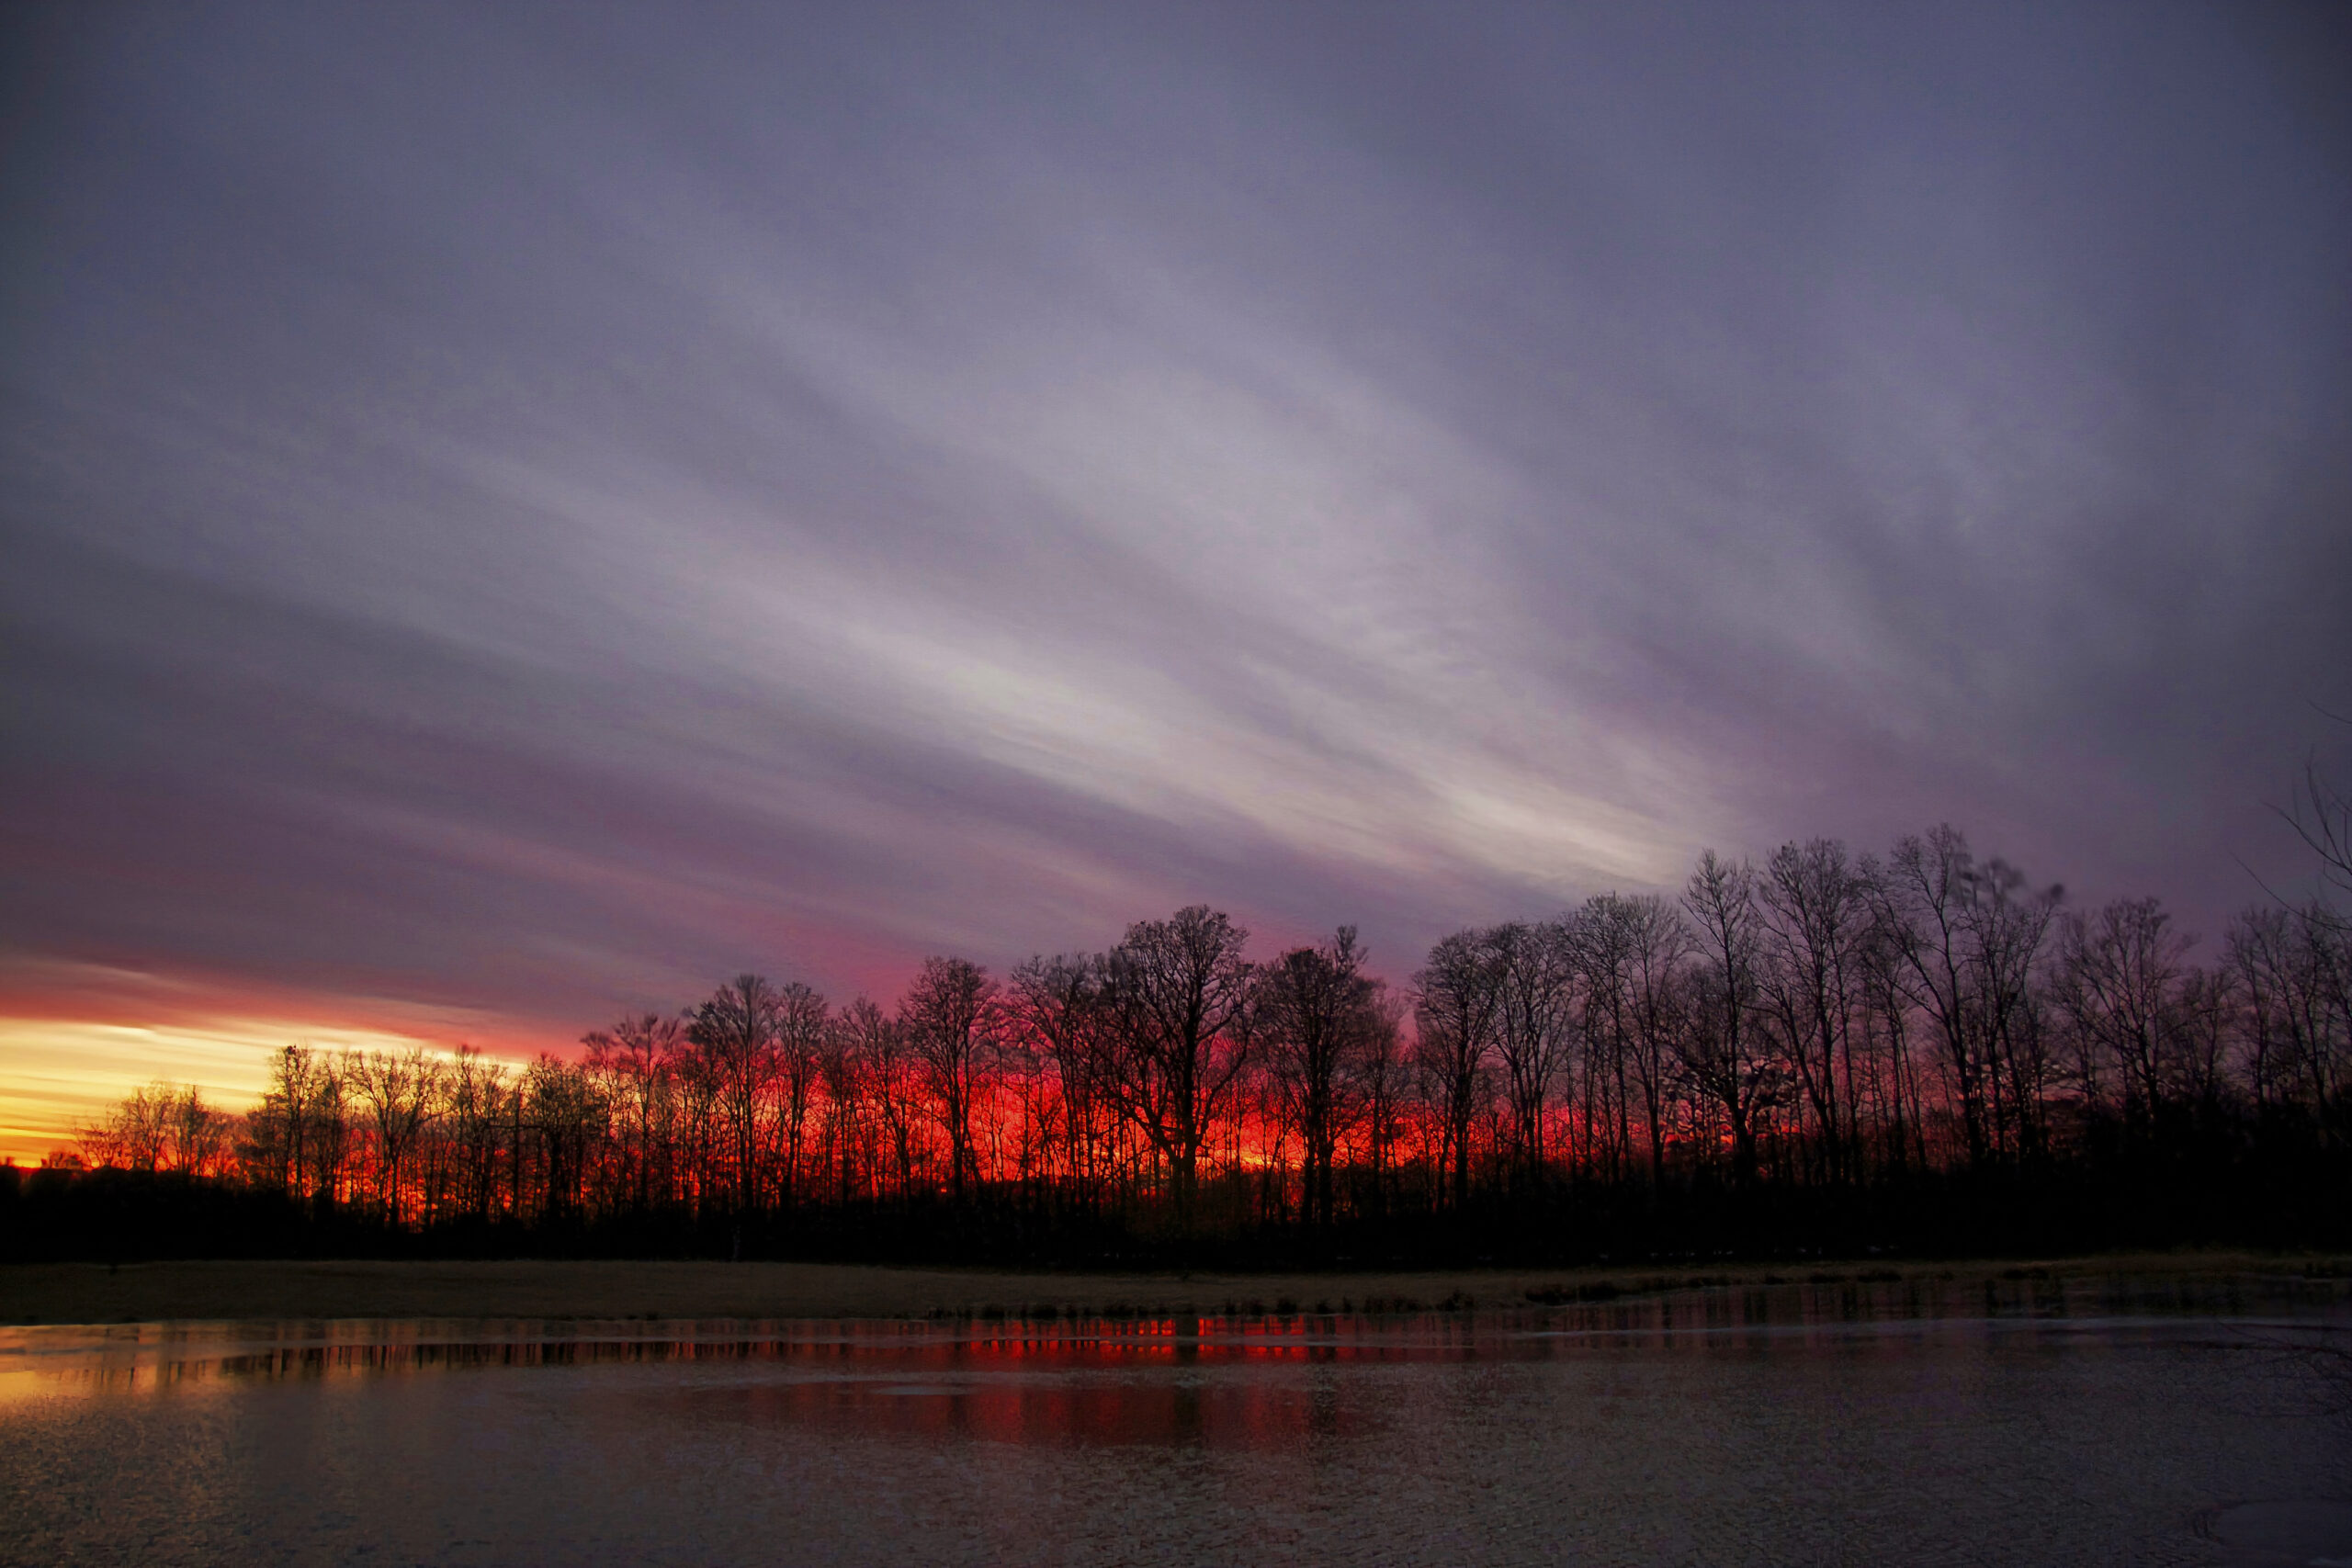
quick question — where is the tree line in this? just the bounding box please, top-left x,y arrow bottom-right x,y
29,822 -> 2352,1264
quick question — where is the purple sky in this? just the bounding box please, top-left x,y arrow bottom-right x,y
3,1 -> 2349,1085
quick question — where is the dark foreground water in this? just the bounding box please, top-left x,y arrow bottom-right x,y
2,1275 -> 2348,1566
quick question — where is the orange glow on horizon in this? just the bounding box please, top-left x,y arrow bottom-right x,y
0,963 -> 563,1165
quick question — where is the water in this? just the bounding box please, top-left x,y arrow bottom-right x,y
2,1276 -> 2347,1565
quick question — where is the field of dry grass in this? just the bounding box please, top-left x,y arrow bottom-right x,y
2,1249 -> 2339,1326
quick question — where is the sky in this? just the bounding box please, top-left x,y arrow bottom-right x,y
3,1 -> 2348,1160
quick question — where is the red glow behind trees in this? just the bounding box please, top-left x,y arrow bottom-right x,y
1097,907 -> 1253,1229
58,824 -> 2352,1253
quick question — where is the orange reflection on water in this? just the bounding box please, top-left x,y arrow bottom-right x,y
0,1314 -> 1478,1449
6,1275 -> 2248,1443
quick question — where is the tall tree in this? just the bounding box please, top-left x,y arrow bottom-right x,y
1681,850 -> 1771,1188
899,957 -> 999,1201
1871,827 -> 1996,1168
353,1047 -> 437,1225
583,1012 -> 680,1212
1757,840 -> 1869,1184
1963,857 -> 2063,1163
1486,920 -> 1577,1192
1009,954 -> 1112,1214
840,996 -> 922,1201
773,982 -> 830,1210
688,975 -> 786,1211
1256,927 -> 1382,1232
1099,907 -> 1254,1227
2058,897 -> 2192,1125
1582,892 -> 1695,1190
1414,930 -> 1501,1212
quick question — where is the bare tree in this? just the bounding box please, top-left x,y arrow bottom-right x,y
1414,929 -> 1501,1212
773,982 -> 829,1210
1485,921 -> 1577,1191
1681,850 -> 1772,1188
1964,858 -> 2063,1162
2287,751 -> 2352,925
2229,904 -> 2349,1117
1871,828 -> 1996,1168
353,1047 -> 437,1225
1256,927 -> 1382,1232
166,1085 -> 232,1177
246,1047 -> 353,1213
1757,840 -> 1870,1184
839,996 -> 922,1201
243,1044 -> 322,1199
584,1013 -> 680,1211
1344,987 -> 1412,1218
814,1003 -> 866,1204
1010,953 -> 1112,1213
526,1053 -> 605,1220
78,1082 -> 224,1175
62,805 -> 2352,1260
1581,892 -> 1695,1190
1098,906 -> 1254,1227
439,1044 -> 512,1220
688,975 -> 786,1211
2058,897 -> 2194,1124
899,957 -> 998,1201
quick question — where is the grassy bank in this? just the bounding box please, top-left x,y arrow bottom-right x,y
3,1250 -> 2343,1326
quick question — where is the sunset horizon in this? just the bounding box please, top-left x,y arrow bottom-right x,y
7,4 -> 2348,1172
5,6 -> 2348,1562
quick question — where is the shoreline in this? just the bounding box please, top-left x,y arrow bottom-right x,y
3,1249 -> 2341,1327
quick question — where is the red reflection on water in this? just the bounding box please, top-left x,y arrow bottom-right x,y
21,1278 -> 2159,1427
708,1344 -> 1358,1450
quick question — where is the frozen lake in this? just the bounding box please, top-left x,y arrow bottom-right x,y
3,1275 -> 2347,1565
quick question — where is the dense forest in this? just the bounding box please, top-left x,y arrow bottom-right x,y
11,808 -> 2349,1267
